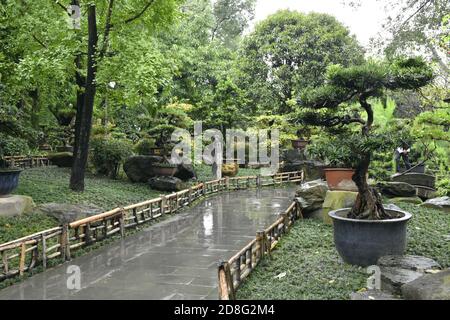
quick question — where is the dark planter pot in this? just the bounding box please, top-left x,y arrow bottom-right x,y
56,145 -> 74,153
329,208 -> 412,267
324,168 -> 357,191
398,164 -> 425,174
0,169 -> 22,196
291,139 -> 309,150
152,165 -> 177,177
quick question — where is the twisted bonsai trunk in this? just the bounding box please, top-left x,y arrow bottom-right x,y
348,95 -> 392,220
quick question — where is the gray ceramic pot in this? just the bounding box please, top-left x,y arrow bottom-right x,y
329,208 -> 412,267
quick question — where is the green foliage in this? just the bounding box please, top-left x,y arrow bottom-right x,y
0,134 -> 31,157
134,138 -> 156,155
90,136 -> 134,179
306,134 -> 359,168
237,203 -> 450,299
15,167 -> 163,210
240,10 -> 364,113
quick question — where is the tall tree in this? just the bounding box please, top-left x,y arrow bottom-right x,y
298,58 -> 433,219
239,10 -> 365,114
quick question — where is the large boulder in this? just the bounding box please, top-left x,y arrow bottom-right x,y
402,269 -> 450,300
377,255 -> 442,294
47,152 -> 73,168
148,176 -> 183,192
421,196 -> 450,213
174,163 -> 196,181
350,290 -> 401,300
295,179 -> 328,214
416,186 -> 437,200
388,197 -> 423,205
282,160 -> 327,181
0,195 -> 35,217
377,181 -> 416,198
321,190 -> 358,224
123,155 -> 163,183
391,173 -> 436,189
37,203 -> 104,224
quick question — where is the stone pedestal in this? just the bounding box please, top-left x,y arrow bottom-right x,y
321,190 -> 358,224
0,195 -> 35,217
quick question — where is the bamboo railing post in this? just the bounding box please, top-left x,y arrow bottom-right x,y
256,174 -> 261,188
85,223 -> 92,245
234,258 -> 241,284
188,187 -> 193,203
218,260 -> 235,300
19,243 -> 26,276
119,209 -> 125,238
41,234 -> 47,270
256,230 -> 264,259
202,182 -> 207,195
225,177 -> 230,190
133,207 -> 138,224
2,250 -> 8,274
160,195 -> 167,215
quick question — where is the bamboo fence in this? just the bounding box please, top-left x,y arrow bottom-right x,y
3,156 -> 51,169
217,200 -> 304,300
0,170 -> 303,283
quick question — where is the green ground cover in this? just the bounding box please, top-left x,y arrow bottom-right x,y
237,203 -> 450,300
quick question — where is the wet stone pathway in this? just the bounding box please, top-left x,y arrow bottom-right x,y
0,186 -> 296,300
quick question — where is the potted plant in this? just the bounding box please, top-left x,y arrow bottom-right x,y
152,162 -> 178,177
291,128 -> 311,150
0,145 -> 22,197
306,134 -> 358,191
297,58 -> 433,266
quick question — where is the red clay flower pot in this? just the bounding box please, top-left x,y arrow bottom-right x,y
324,168 -> 357,191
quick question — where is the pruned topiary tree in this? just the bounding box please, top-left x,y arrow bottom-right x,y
297,58 -> 433,220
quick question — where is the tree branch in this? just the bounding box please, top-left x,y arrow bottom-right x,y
124,0 -> 156,24
99,0 -> 115,60
32,34 -> 47,49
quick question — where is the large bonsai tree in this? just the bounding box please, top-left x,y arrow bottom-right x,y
297,58 -> 433,220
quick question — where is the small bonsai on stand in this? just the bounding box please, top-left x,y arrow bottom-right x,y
297,58 -> 433,220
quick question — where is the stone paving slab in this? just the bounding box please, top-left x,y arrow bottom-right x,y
0,187 -> 296,300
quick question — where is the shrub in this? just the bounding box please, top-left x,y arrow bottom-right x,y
90,136 -> 133,179
134,138 -> 156,155
0,134 -> 31,156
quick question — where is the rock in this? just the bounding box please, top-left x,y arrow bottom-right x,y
350,290 -> 401,300
391,173 -> 436,189
416,186 -> 437,200
281,149 -> 307,163
37,203 -> 104,224
321,190 -> 358,224
380,267 -> 425,294
295,179 -> 328,214
47,152 -> 73,168
221,163 -> 238,177
421,196 -> 450,213
148,176 -> 183,192
174,163 -> 196,181
388,197 -> 423,205
377,181 -> 416,198
282,160 -> 326,181
0,195 -> 35,217
123,156 -> 163,183
377,255 -> 442,294
383,203 -> 403,212
378,255 -> 441,272
402,269 -> 450,300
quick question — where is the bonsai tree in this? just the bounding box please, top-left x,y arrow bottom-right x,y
306,132 -> 358,168
148,103 -> 193,160
297,58 -> 433,220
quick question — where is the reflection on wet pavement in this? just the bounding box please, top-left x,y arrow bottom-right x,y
0,187 -> 296,300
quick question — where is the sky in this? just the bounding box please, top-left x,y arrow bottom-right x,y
251,0 -> 389,48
